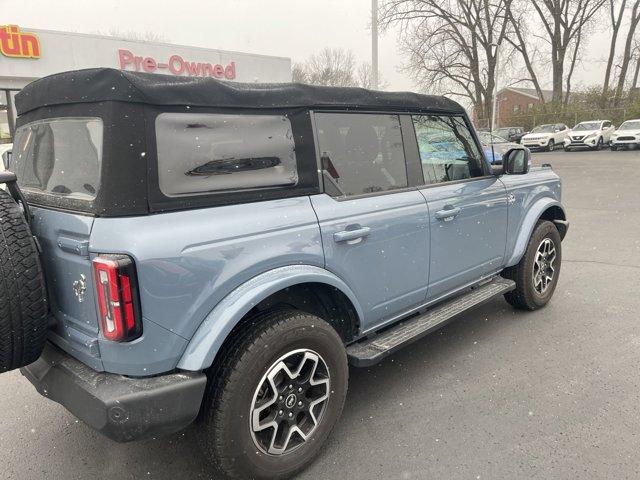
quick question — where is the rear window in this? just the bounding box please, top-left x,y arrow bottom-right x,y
12,117 -> 103,200
155,113 -> 298,196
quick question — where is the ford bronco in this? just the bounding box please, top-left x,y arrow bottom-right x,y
0,68 -> 568,479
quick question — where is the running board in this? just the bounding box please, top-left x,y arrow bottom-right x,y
346,277 -> 516,367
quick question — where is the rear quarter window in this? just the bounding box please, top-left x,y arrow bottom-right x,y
12,117 -> 103,200
155,113 -> 298,196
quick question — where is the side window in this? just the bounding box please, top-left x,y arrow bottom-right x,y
603,121 -> 611,128
412,115 -> 485,184
155,113 -> 298,196
315,113 -> 408,198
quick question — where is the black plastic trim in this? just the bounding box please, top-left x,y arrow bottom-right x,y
21,343 -> 207,442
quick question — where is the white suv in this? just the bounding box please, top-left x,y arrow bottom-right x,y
564,120 -> 615,151
521,123 -> 570,152
610,119 -> 640,151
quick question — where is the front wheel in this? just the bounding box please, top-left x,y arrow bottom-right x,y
610,145 -> 618,151
198,309 -> 348,480
503,220 -> 562,310
594,137 -> 603,150
547,139 -> 555,152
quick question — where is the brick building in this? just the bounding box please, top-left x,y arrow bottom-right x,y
474,87 -> 554,128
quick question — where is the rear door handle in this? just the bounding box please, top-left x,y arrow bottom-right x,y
435,207 -> 461,221
333,226 -> 371,243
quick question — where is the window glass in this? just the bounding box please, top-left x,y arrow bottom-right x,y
12,117 -> 103,200
412,115 -> 485,184
315,113 -> 407,197
156,113 -> 298,196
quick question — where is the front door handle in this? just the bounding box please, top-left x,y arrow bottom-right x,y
333,226 -> 371,243
435,207 -> 461,221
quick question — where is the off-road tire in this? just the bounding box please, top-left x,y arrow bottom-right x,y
198,309 -> 348,480
0,189 -> 48,373
503,220 -> 562,311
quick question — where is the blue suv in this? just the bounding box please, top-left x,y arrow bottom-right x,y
0,68 -> 568,480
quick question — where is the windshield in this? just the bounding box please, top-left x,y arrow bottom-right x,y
12,117 -> 103,200
619,120 -> 640,130
530,124 -> 555,133
573,122 -> 600,131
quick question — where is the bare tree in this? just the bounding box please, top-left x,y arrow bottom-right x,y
356,63 -> 389,89
292,48 -> 357,87
602,0 -> 628,104
613,0 -> 640,105
380,0 -> 513,121
528,0 -> 606,105
631,40 -> 640,91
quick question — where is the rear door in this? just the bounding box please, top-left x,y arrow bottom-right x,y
311,112 -> 429,331
12,117 -> 104,369
410,114 -> 508,300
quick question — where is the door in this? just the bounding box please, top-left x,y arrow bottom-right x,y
311,112 -> 430,330
411,114 -> 508,300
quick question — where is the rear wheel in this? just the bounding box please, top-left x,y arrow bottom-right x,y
0,189 -> 48,373
503,220 -> 562,311
198,309 -> 348,479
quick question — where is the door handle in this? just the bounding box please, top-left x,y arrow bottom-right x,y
435,207 -> 461,221
333,226 -> 371,243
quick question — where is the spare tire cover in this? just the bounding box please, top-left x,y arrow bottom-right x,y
0,188 -> 48,373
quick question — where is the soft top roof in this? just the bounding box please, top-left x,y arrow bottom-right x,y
16,67 -> 465,116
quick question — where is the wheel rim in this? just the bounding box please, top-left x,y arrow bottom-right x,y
549,140 -> 554,150
532,237 -> 557,295
250,349 -> 330,456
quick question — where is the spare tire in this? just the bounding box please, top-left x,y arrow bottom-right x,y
0,188 -> 48,373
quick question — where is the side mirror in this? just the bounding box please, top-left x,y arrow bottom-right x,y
503,148 -> 530,175
1,150 -> 11,170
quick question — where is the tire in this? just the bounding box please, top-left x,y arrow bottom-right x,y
610,145 -> 617,151
564,146 -> 571,152
546,139 -> 555,152
0,189 -> 48,373
198,309 -> 348,480
595,137 -> 603,151
502,220 -> 562,311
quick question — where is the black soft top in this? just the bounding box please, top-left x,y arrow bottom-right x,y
15,67 -> 465,115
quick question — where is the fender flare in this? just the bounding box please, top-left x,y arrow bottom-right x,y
176,265 -> 363,371
505,198 -> 567,267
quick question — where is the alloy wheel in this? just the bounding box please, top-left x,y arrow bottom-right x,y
250,349 -> 330,455
532,237 -> 557,295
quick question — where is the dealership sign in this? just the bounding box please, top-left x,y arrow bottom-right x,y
118,49 -> 236,79
0,25 -> 40,59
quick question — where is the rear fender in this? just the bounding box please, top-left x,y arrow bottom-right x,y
176,265 -> 363,371
505,198 -> 567,267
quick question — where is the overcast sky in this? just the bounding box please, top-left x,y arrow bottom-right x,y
8,0 -> 613,93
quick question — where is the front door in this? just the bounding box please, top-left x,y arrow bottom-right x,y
411,114 -> 508,300
311,112 -> 430,331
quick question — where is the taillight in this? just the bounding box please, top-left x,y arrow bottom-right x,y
92,254 -> 142,342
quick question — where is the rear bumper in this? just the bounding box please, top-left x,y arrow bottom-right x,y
21,342 -> 207,442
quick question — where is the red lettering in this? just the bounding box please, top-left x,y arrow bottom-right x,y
212,64 -> 224,78
118,49 -> 134,69
185,61 -> 202,76
224,62 -> 236,80
142,57 -> 157,73
0,25 -> 23,56
202,63 -> 213,76
169,54 -> 184,74
19,33 -> 39,58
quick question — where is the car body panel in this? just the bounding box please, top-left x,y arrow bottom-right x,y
418,177 -> 508,299
610,119 -> 640,148
565,120 -> 615,149
310,191 -> 430,331
177,264 -> 364,371
521,124 -> 569,150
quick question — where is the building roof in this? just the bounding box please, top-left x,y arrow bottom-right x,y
15,67 -> 465,115
502,87 -> 554,103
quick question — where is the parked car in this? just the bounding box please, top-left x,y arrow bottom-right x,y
564,120 -> 615,151
495,126 -> 526,143
478,131 -> 522,164
610,119 -> 640,150
0,68 -> 568,480
521,123 -> 570,151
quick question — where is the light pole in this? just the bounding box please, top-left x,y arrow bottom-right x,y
372,0 -> 379,89
491,42 -> 499,133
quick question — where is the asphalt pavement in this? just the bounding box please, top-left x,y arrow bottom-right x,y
1,147 -> 640,479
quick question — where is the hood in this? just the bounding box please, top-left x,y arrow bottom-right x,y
613,129 -> 640,135
523,132 -> 552,139
570,129 -> 599,137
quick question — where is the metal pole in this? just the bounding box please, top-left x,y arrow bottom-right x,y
491,44 -> 499,133
372,0 -> 379,90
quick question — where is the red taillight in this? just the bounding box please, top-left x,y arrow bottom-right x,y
92,254 -> 142,342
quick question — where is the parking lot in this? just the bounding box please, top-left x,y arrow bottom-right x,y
1,147 -> 639,479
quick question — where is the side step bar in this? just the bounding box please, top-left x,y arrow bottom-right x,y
347,277 -> 516,367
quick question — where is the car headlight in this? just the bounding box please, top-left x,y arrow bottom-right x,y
584,133 -> 597,140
